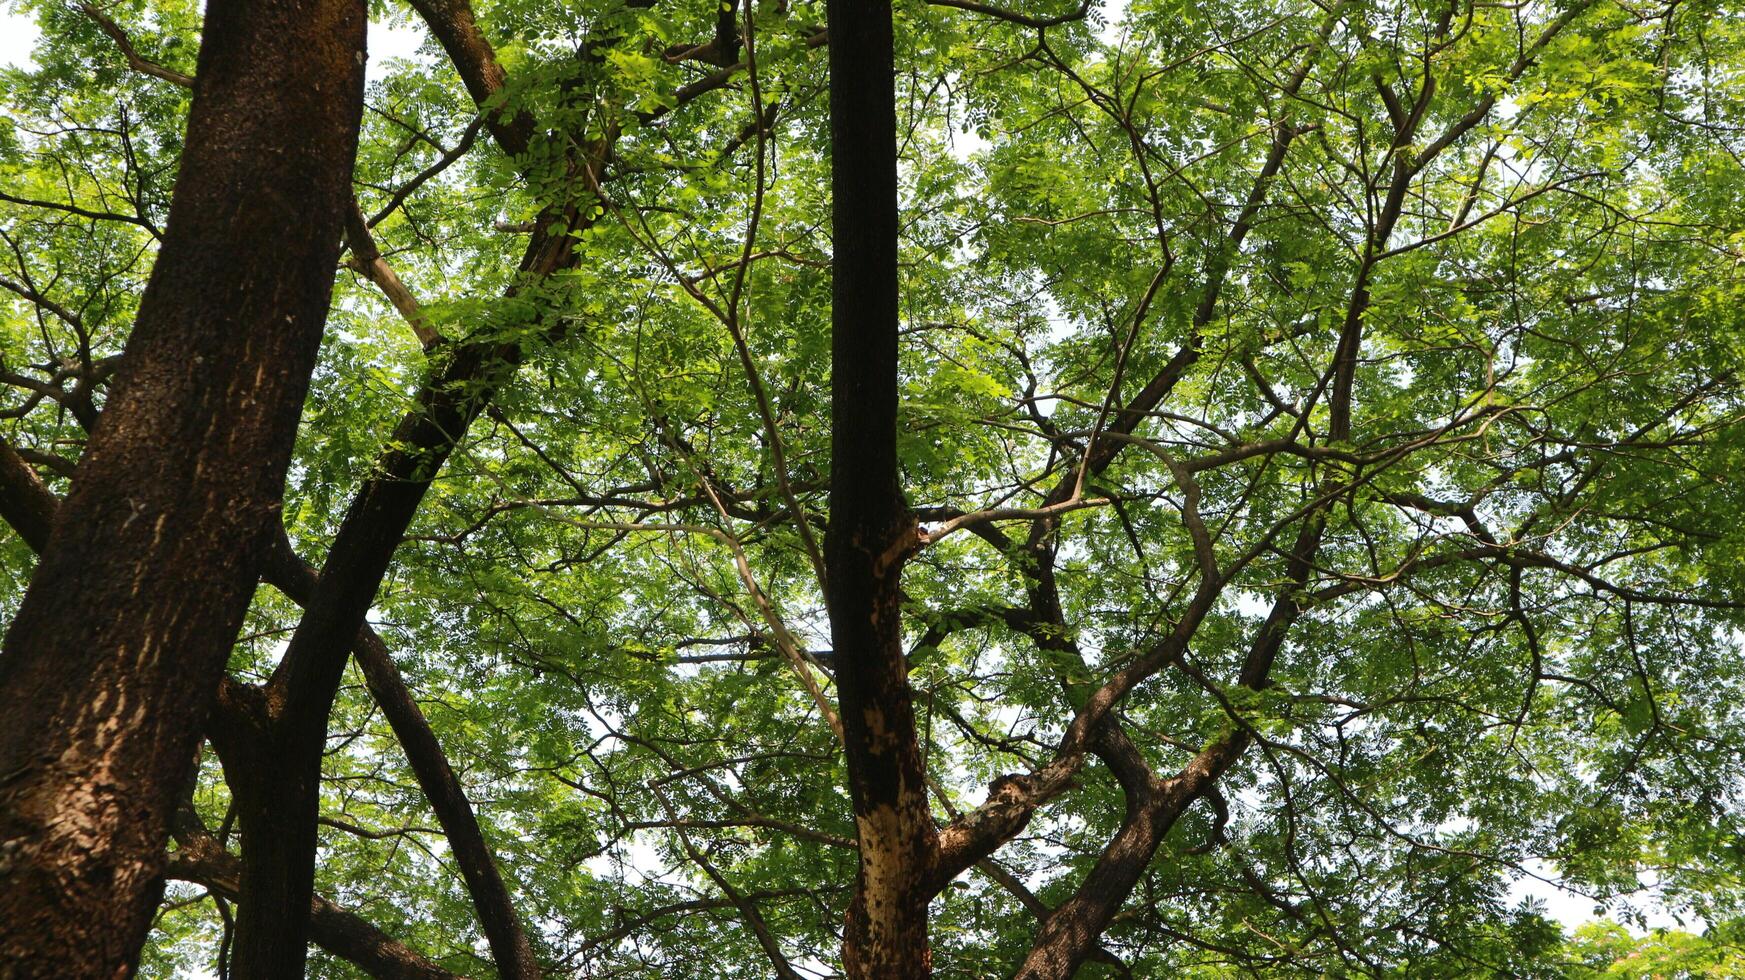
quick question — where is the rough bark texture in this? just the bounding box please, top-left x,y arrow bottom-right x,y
824,1 -> 935,975
0,0 -> 365,971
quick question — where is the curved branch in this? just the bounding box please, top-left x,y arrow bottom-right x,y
78,2 -> 195,88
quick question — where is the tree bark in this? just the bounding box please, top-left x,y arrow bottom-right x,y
823,1 -> 936,975
0,438 -> 53,553
224,0 -> 764,966
224,321 -> 561,978
0,0 -> 365,971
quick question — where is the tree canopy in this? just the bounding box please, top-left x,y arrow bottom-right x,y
4,0 -> 1745,975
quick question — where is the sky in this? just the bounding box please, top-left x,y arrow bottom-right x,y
0,7 -> 40,70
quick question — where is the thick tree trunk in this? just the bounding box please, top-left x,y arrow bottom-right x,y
0,0 -> 365,971
823,1 -> 935,975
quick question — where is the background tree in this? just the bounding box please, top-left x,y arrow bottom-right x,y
4,0 -> 1745,975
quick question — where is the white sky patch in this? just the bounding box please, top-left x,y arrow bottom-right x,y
1097,0 -> 1129,45
1508,861 -> 1699,935
0,8 -> 421,80
368,17 -> 427,84
1,9 -> 42,70
1509,867 -> 1607,927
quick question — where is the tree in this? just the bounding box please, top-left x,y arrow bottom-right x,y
0,0 -> 367,970
4,0 -> 1745,976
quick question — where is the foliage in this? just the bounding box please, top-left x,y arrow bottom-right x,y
5,0 -> 1745,974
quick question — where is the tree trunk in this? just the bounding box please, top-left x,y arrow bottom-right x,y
168,807 -> 464,980
823,1 -> 934,975
261,532 -> 541,979
0,439 -> 53,553
224,5 -> 578,969
0,0 -> 366,970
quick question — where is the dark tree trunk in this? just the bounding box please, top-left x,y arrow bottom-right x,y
168,808 -> 463,980
224,6 -> 577,970
823,1 -> 935,976
222,283 -> 571,977
262,532 -> 540,978
0,439 -> 53,552
0,455 -> 534,980
1014,516 -> 1327,978
225,330 -> 544,978
1012,773 -> 1203,980
0,0 -> 366,971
